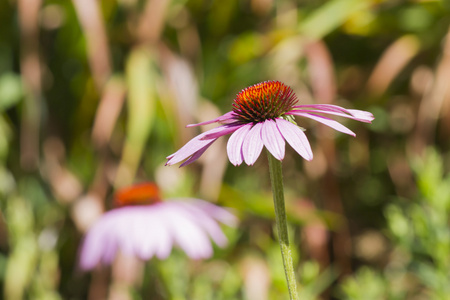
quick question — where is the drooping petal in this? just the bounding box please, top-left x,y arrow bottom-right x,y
130,209 -> 170,260
166,125 -> 234,166
186,111 -> 237,127
242,122 -> 264,165
289,108 -> 373,123
291,112 -> 356,136
180,140 -> 215,167
100,221 -> 119,264
134,217 -> 158,259
291,104 -> 374,123
190,199 -> 239,227
166,205 -> 213,259
347,109 -> 375,122
165,134 -> 208,161
261,119 -> 285,160
171,200 -> 231,247
153,223 -> 173,259
79,223 -> 110,270
276,118 -> 313,161
116,211 -> 139,255
294,104 -> 356,114
144,206 -> 174,259
202,124 -> 241,140
226,123 -> 252,166
80,210 -> 124,270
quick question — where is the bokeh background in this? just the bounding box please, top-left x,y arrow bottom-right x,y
1,0 -> 450,299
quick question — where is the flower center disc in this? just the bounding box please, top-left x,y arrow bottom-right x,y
232,81 -> 297,123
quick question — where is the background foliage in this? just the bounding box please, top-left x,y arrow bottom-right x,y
1,0 -> 450,299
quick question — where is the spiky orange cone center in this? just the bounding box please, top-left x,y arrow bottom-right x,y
232,81 -> 297,123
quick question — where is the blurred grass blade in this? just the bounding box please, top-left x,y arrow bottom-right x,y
304,41 -> 336,104
413,27 -> 450,155
17,0 -> 42,170
0,116 -> 12,160
72,0 -> 112,89
91,76 -> 127,148
367,35 -> 421,96
137,0 -> 170,43
115,48 -> 157,186
299,0 -> 371,39
4,197 -> 38,300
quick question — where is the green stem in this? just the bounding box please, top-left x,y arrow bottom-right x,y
267,151 -> 299,300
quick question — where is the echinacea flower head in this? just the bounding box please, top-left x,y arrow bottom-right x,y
166,81 -> 374,167
79,183 -> 237,270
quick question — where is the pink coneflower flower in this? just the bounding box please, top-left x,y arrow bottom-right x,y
79,183 -> 237,270
166,81 -> 374,167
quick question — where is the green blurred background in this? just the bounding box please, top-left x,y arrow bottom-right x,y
0,0 -> 450,299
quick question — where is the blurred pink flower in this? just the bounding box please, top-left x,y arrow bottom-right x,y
166,81 -> 374,167
79,183 -> 237,270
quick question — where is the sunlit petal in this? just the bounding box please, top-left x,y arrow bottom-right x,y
261,119 -> 285,160
276,118 -> 313,161
227,123 -> 252,166
292,112 -> 356,136
166,125 -> 233,166
242,122 -> 264,166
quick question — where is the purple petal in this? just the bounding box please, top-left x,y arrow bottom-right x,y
115,213 -> 140,256
242,122 -> 264,165
347,109 -> 374,122
202,124 -> 241,140
135,225 -> 158,259
180,140 -> 215,167
79,228 -> 106,270
153,226 -> 173,260
293,104 -> 354,114
188,199 -> 238,227
83,213 -> 124,270
169,201 -> 230,247
186,111 -> 237,127
289,109 -> 373,123
261,119 -> 285,160
291,112 -> 356,136
291,104 -> 374,123
166,205 -> 213,259
130,209 -> 170,260
80,211 -> 122,270
166,125 -> 233,166
148,207 -> 173,259
226,124 -> 251,166
276,118 -> 313,161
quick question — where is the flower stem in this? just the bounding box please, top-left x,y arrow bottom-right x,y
267,151 -> 299,300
